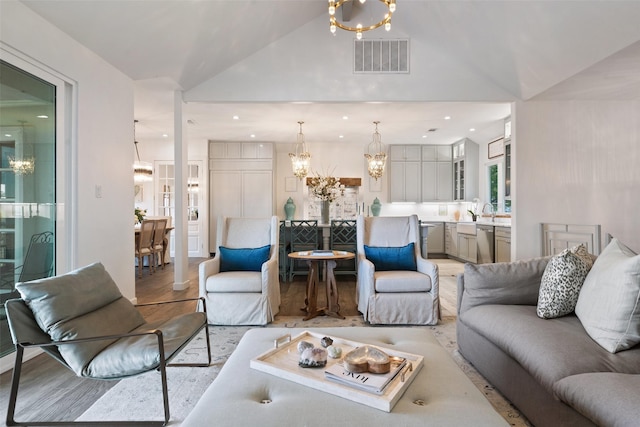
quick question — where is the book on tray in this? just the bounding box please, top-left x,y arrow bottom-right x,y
324,356 -> 407,395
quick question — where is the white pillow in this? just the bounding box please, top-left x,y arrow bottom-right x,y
575,238 -> 640,353
537,244 -> 591,319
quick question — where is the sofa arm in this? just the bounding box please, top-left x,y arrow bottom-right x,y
458,256 -> 551,316
416,257 -> 439,298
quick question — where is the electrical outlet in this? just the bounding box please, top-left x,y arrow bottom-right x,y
95,185 -> 102,198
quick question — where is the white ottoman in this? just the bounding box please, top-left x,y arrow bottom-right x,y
183,327 -> 508,426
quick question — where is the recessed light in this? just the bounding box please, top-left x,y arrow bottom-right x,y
444,116 -> 451,120
4,134 -> 12,137
342,116 -> 349,120
37,115 -> 49,119
233,115 -> 239,120
250,134 -> 256,138
469,128 -> 476,132
162,134 -> 169,138
339,135 -> 344,139
422,135 -> 428,138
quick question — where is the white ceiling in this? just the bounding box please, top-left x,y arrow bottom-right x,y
18,0 -> 640,147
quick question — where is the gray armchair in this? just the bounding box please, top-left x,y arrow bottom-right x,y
5,262 -> 210,426
199,216 -> 280,325
356,214 -> 440,325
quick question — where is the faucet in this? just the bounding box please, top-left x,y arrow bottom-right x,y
482,203 -> 496,221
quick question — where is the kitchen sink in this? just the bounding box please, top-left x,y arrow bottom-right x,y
456,222 -> 477,235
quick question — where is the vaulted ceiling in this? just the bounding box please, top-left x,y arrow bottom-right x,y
18,0 -> 640,146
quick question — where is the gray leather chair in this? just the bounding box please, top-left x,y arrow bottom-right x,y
356,214 -> 440,325
5,262 -> 210,426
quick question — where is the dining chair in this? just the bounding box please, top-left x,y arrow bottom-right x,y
151,218 -> 168,271
288,220 -> 319,281
330,219 -> 357,276
135,220 -> 155,278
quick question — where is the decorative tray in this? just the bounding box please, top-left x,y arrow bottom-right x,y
250,330 -> 424,412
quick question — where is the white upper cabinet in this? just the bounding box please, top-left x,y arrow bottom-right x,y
390,145 -> 421,202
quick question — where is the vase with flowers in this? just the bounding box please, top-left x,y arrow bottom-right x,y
308,173 -> 341,224
135,207 -> 147,225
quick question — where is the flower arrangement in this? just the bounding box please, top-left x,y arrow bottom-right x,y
135,207 -> 147,225
308,173 -> 342,203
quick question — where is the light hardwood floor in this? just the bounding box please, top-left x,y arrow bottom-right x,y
0,257 -> 463,424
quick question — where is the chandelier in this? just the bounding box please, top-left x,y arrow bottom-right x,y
329,0 -> 396,40
364,121 -> 387,180
8,156 -> 35,175
288,121 -> 311,180
133,120 -> 153,182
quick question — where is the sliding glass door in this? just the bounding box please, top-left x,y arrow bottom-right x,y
0,60 -> 56,358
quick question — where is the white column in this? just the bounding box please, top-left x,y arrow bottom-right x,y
173,90 -> 189,290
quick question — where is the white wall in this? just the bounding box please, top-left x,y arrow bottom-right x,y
1,1 -> 136,298
514,99 -> 640,259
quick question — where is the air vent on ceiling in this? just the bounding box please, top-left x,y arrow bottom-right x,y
354,39 -> 409,74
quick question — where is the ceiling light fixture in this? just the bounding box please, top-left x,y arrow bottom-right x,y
364,121 -> 387,180
329,0 -> 396,40
289,121 -> 311,180
133,120 -> 153,182
9,156 -> 35,175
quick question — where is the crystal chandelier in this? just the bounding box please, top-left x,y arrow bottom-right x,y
133,120 -> 153,182
329,0 -> 396,40
289,121 -> 311,180
8,156 -> 35,175
364,121 -> 387,180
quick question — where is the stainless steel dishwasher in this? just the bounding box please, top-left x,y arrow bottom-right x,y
476,224 -> 495,264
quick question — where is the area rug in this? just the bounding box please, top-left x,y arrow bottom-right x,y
77,315 -> 531,426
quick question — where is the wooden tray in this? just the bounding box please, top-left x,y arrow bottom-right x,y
250,330 -> 424,412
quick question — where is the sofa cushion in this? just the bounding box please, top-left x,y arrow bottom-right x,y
460,304 -> 640,394
15,262 -> 146,375
459,257 -> 550,315
364,243 -> 417,271
374,270 -> 432,292
219,245 -> 270,272
537,245 -> 591,319
575,238 -> 640,353
205,271 -> 262,293
553,373 -> 640,427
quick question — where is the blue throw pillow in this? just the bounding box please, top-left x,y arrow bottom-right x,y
219,245 -> 271,272
364,243 -> 417,271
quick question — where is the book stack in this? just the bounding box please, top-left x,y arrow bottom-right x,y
324,356 -> 408,395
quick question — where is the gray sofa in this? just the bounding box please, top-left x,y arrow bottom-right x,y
456,257 -> 640,427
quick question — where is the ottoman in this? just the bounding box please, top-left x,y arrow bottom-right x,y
182,327 -> 508,426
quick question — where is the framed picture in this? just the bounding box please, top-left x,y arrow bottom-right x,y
488,138 -> 505,159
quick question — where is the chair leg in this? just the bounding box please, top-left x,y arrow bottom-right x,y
6,345 -> 23,426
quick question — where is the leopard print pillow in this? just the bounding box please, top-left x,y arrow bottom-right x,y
537,244 -> 593,319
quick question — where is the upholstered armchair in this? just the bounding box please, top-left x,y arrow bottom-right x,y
199,216 -> 280,325
5,262 -> 210,426
356,214 -> 440,325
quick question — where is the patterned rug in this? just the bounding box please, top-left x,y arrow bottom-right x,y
77,315 -> 531,426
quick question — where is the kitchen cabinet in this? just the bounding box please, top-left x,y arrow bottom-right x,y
426,222 -> 445,255
452,138 -> 479,201
209,142 -> 274,250
390,145 -> 421,202
445,223 -> 458,257
495,227 -> 511,263
457,234 -> 477,263
421,145 -> 453,201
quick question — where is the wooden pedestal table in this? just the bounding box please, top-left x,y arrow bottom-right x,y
288,250 -> 355,321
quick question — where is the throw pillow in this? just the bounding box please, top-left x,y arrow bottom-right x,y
219,244 -> 271,272
537,245 -> 591,319
575,238 -> 640,353
364,242 -> 417,271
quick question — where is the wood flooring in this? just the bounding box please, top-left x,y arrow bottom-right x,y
0,257 -> 463,424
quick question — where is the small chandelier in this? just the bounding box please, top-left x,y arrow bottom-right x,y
364,121 -> 387,180
8,156 -> 35,175
329,0 -> 396,40
133,120 -> 153,182
289,121 -> 311,180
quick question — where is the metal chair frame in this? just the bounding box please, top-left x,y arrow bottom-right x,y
288,220 -> 318,281
5,297 -> 211,426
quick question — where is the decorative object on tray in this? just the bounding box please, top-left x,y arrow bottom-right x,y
327,345 -> 342,358
343,346 -> 391,374
297,340 -> 314,354
320,336 -> 334,347
299,347 -> 328,368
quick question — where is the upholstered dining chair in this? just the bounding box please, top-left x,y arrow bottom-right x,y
135,220 -> 155,278
5,262 -> 210,426
356,214 -> 440,325
199,216 -> 280,325
150,218 -> 168,270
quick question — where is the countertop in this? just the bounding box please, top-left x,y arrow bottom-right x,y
421,218 -> 511,228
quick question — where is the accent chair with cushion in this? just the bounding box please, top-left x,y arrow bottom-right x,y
5,262 -> 210,426
356,214 -> 440,325
199,216 -> 280,325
